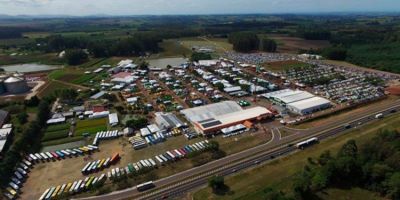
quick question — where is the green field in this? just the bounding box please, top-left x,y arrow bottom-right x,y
262,60 -> 311,72
41,136 -> 85,147
192,113 -> 400,200
75,118 -> 108,136
42,124 -> 71,142
38,80 -> 81,98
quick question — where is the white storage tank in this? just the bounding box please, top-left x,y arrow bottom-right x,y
4,76 -> 29,94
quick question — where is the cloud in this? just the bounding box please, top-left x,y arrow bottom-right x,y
0,0 -> 53,5
0,0 -> 399,16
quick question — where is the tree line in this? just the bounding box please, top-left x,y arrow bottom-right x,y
0,97 -> 52,187
228,32 -> 277,53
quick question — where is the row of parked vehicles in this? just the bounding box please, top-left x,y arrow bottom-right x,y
3,159 -> 33,200
28,145 -> 99,163
155,140 -> 209,165
93,130 -> 121,146
39,174 -> 107,200
81,153 -> 120,175
3,145 -> 100,200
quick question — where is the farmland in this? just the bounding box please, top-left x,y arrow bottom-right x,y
268,34 -> 331,53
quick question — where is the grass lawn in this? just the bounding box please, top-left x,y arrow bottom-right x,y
38,80 -> 81,97
159,39 -> 191,57
192,113 -> 400,200
75,118 -> 108,136
41,136 -> 85,147
316,187 -> 383,200
180,37 -> 233,54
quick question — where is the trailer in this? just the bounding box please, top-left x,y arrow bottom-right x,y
85,177 -> 95,189
69,181 -> 77,194
22,159 -> 32,167
166,151 -> 175,159
91,177 -> 99,186
133,163 -> 140,171
14,172 -> 23,180
375,113 -> 384,119
98,159 -> 106,169
140,160 -> 148,167
149,158 -> 157,167
29,154 -> 38,163
296,137 -> 319,149
74,180 -> 83,193
110,153 -> 120,164
103,157 -> 111,167
174,149 -> 182,157
38,188 -> 50,200
155,156 -> 163,164
11,177 -> 21,186
82,162 -> 91,174
64,183 -> 73,194
9,182 -> 19,191
58,184 -> 67,196
19,163 -> 29,171
45,187 -> 55,200
16,168 -> 27,176
136,181 -> 155,192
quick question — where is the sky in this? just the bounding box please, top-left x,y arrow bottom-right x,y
0,0 -> 400,16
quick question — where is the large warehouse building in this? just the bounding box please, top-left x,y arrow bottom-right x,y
180,101 -> 272,134
262,89 -> 331,115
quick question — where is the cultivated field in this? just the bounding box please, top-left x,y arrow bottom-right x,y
268,34 -> 331,53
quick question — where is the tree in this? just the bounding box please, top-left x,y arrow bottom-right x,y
17,112 -> 28,124
65,49 -> 88,65
215,82 -> 225,91
337,140 -> 358,159
208,176 -> 225,193
323,47 -> 347,61
37,100 -> 51,126
191,52 -> 212,62
25,95 -> 40,107
318,150 -> 333,166
55,89 -> 78,102
138,61 -> 149,70
261,38 -> 278,52
228,32 -> 260,52
125,117 -> 148,129
263,187 -> 292,200
387,172 -> 400,200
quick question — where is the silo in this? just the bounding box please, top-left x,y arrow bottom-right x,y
4,76 -> 29,94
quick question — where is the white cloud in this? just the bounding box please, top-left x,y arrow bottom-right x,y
0,0 -> 399,16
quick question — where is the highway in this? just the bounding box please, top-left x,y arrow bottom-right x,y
78,100 -> 400,200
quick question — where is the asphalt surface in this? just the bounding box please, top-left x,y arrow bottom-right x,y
77,100 -> 400,200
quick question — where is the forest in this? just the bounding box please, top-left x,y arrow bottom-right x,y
264,130 -> 400,200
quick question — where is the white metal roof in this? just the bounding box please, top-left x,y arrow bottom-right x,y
287,96 -> 331,111
180,101 -> 243,122
108,113 -> 119,125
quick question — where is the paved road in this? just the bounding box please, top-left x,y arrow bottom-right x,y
77,100 -> 400,200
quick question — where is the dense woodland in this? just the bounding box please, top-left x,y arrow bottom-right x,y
1,15 -> 400,72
